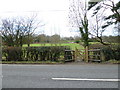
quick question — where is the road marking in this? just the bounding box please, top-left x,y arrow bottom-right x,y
52,78 -> 120,82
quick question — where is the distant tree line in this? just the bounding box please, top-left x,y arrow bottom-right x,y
29,34 -> 80,44
89,35 -> 120,43
25,34 -> 120,44
34,34 -> 61,43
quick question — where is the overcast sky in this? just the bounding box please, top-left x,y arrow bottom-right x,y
0,0 -> 78,37
0,0 -> 118,37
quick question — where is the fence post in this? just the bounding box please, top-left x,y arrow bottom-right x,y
85,46 -> 89,62
100,51 -> 105,62
73,50 -> 75,61
75,47 -> 78,61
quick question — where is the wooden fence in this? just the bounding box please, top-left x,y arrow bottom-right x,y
88,49 -> 101,62
75,48 -> 85,61
75,47 -> 104,63
64,50 -> 75,62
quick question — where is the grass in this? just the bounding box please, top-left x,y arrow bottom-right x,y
1,60 -> 119,64
89,42 -> 101,44
23,43 -> 84,50
105,60 -> 120,64
23,42 -> 102,50
0,60 -> 64,64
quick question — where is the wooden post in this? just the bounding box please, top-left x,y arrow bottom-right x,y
84,48 -> 86,62
73,50 -> 75,61
85,46 -> 89,62
86,46 -> 89,62
100,51 -> 105,62
75,47 -> 78,61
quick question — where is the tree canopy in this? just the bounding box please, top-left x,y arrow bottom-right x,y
88,0 -> 120,27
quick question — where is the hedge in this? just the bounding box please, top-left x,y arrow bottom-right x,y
101,45 -> 120,61
89,44 -> 120,61
2,46 -> 70,61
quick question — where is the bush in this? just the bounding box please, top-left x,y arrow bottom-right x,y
89,44 -> 120,61
2,47 -> 23,61
74,40 -> 80,43
101,45 -> 120,61
2,46 -> 70,62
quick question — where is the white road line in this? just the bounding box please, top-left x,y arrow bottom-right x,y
52,78 -> 120,82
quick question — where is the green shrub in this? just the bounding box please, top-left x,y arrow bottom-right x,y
2,47 -> 23,61
101,45 -> 120,61
74,40 -> 80,43
89,44 -> 120,61
2,46 -> 70,62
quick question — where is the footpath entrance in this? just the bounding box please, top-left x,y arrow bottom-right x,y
64,48 -> 85,62
74,44 -> 105,63
64,46 -> 103,63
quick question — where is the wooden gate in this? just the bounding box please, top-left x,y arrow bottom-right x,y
75,48 -> 85,61
88,49 -> 101,62
75,47 -> 102,62
64,50 -> 75,62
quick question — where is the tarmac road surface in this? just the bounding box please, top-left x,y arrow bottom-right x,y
1,64 -> 119,88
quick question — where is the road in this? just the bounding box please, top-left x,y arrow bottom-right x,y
1,64 -> 119,88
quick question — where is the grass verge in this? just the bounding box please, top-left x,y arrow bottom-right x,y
0,61 -> 64,64
0,60 -> 120,64
104,60 -> 120,64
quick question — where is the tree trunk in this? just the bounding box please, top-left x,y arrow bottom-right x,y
28,44 -> 30,47
27,34 -> 30,47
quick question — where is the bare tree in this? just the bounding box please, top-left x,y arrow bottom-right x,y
1,19 -> 19,46
20,15 -> 45,47
89,14 -> 110,45
69,0 -> 90,62
69,0 -> 89,47
88,0 -> 120,34
69,0 -> 119,46
50,34 -> 60,43
1,16 -> 44,47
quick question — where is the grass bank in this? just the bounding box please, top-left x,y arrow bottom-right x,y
0,61 -> 64,64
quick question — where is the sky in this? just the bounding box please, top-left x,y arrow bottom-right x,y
0,0 -> 118,37
0,0 -> 79,37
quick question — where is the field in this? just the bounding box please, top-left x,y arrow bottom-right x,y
23,43 -> 84,50
23,42 -> 101,50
